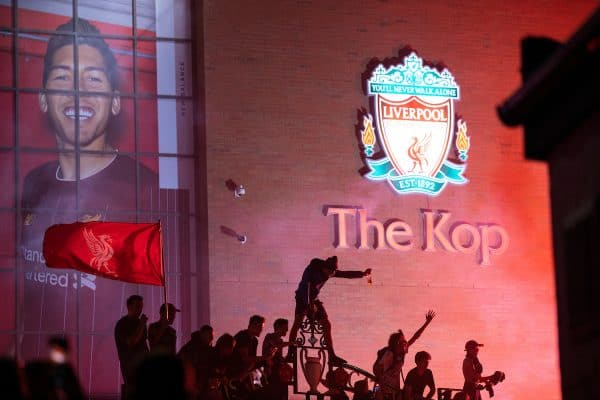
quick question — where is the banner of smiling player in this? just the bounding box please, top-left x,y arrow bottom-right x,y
0,1 -> 195,396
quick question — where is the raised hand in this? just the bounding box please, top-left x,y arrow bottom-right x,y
425,310 -> 436,322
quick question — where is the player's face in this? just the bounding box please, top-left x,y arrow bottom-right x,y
40,44 -> 120,151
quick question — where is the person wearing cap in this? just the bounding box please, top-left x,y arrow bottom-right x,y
462,340 -> 493,400
148,303 -> 180,355
286,256 -> 372,365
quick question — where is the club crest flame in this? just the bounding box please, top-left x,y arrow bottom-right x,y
358,50 -> 471,196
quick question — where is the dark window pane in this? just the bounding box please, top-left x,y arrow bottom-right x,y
0,149 -> 15,208
0,91 -> 14,147
0,31 -> 13,87
0,211 -> 16,270
0,271 -> 15,330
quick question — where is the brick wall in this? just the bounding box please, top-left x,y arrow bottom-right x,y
202,1 -> 598,398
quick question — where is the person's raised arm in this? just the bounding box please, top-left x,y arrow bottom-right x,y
407,310 -> 435,347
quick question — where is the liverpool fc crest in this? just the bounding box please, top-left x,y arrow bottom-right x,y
358,49 -> 470,196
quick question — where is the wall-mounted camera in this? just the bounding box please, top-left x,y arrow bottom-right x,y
234,184 -> 246,198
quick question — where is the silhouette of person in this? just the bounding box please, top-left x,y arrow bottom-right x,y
207,333 -> 236,382
323,367 -> 351,400
114,295 -> 149,399
287,256 -> 372,365
178,325 -> 214,394
352,378 -> 374,400
233,315 -> 277,395
373,311 -> 435,400
46,336 -> 85,400
234,315 -> 266,359
261,318 -> 289,381
403,351 -> 435,400
134,354 -> 187,400
462,340 -> 498,400
227,338 -> 260,397
0,357 -> 25,400
148,303 -> 180,355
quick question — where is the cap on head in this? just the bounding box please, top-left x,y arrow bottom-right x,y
465,340 -> 483,350
160,303 -> 181,315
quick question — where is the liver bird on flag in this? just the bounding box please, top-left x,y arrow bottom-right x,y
83,227 -> 114,273
43,222 -> 165,286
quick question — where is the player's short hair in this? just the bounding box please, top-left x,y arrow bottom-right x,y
43,18 -> 119,90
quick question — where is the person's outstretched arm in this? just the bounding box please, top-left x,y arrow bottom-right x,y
334,268 -> 372,279
407,310 -> 435,347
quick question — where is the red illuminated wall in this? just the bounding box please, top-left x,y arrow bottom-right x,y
202,1 -> 598,399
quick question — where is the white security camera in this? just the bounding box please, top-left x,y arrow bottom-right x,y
237,235 -> 247,244
234,185 -> 246,198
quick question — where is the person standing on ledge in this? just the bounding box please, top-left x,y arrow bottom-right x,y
286,256 -> 372,365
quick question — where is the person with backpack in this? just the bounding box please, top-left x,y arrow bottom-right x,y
372,310 -> 435,400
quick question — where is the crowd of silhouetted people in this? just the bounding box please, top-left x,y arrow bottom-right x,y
1,257 -> 503,400
114,295 -> 295,400
0,301 -> 501,400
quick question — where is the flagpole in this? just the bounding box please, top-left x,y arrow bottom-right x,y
159,220 -> 168,320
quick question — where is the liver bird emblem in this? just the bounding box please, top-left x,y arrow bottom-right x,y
407,133 -> 431,173
83,228 -> 114,273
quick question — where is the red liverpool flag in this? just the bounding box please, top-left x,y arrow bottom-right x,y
43,222 -> 165,286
